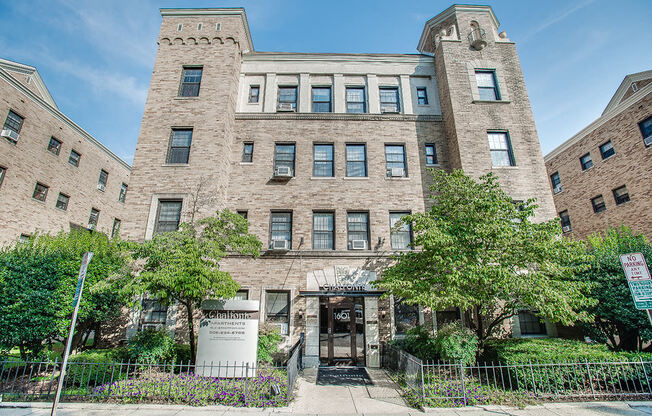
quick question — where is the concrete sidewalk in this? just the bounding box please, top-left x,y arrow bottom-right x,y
2,401 -> 652,415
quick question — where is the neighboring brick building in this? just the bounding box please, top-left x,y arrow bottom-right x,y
124,5 -> 558,367
544,70 -> 652,241
0,58 -> 131,245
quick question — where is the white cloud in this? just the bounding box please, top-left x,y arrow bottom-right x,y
521,0 -> 596,43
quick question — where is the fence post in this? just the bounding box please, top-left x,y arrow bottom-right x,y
459,361 -> 467,405
420,360 -> 426,405
529,360 -> 538,397
585,358 -> 596,400
640,358 -> 652,396
244,362 -> 249,407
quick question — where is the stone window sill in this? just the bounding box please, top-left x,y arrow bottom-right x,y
239,162 -> 253,165
311,177 -> 336,180
174,97 -> 200,101
581,166 -> 594,173
426,164 -> 441,168
384,177 -> 411,180
472,100 -> 511,104
343,177 -> 369,180
161,164 -> 190,167
492,166 -> 518,169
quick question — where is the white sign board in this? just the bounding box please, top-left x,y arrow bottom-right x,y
195,299 -> 259,378
620,253 -> 652,310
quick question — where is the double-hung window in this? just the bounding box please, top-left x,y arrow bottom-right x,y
98,169 -> 108,191
265,291 -> 290,335
112,218 -> 121,237
347,212 -> 369,250
0,166 -> 5,188
580,153 -> 593,171
591,195 -> 606,213
380,87 -> 400,113
475,70 -> 500,100
518,311 -> 546,335
270,212 -> 292,248
313,212 -> 334,250
394,299 -> 419,337
48,137 -> 62,155
248,85 -> 260,103
346,144 -> 367,177
56,193 -> 69,210
613,185 -> 630,205
179,67 -> 202,97
155,200 -> 183,234
89,208 -> 100,228
274,144 -> 296,176
488,132 -> 515,167
425,144 -> 438,166
140,299 -> 168,329
640,115 -> 652,146
390,212 -> 412,250
242,142 -> 254,163
313,144 -> 334,177
416,87 -> 428,105
559,210 -> 571,232
167,129 -> 193,164
3,110 -> 23,136
600,141 -> 615,159
278,86 -> 297,111
550,172 -> 562,194
385,144 -> 407,177
346,87 -> 366,113
69,150 -> 81,167
119,183 -> 128,203
32,182 -> 48,202
312,87 -> 332,113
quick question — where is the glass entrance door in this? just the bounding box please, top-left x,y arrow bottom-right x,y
319,297 -> 365,366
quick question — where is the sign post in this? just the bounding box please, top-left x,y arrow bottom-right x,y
51,252 -> 93,416
619,252 -> 652,325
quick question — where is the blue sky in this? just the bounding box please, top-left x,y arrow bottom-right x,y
0,0 -> 650,165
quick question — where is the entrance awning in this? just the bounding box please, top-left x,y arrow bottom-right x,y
300,290 -> 384,297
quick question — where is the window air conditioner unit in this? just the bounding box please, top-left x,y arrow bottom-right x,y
97,183 -> 106,192
645,136 -> 652,147
270,239 -> 290,251
553,184 -> 562,194
390,167 -> 405,177
351,240 -> 367,250
1,129 -> 19,142
562,225 -> 571,233
274,166 -> 292,177
277,102 -> 295,112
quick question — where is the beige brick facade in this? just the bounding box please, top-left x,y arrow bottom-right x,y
124,5 -> 557,365
545,72 -> 652,241
0,60 -> 131,246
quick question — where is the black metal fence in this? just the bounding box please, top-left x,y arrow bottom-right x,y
382,343 -> 652,407
0,337 -> 304,407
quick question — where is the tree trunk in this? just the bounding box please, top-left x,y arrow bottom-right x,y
475,306 -> 485,342
617,325 -> 639,351
19,343 -> 26,361
186,302 -> 196,363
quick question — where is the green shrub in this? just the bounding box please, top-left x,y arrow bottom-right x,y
434,323 -> 478,365
127,328 -> 176,363
174,344 -> 192,364
257,324 -> 282,364
483,338 -> 652,393
390,326 -> 438,360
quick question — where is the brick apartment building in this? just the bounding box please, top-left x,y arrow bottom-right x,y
545,70 -> 652,241
0,58 -> 131,245
124,5 -> 558,367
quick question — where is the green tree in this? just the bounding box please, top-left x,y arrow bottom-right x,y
375,170 -> 594,346
579,226 -> 652,351
132,209 -> 262,362
0,230 -> 132,359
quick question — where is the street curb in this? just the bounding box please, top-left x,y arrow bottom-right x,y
0,401 -> 293,413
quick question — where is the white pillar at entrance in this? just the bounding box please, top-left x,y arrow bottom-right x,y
303,297 -> 320,367
364,297 -> 380,368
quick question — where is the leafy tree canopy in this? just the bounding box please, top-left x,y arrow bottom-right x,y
375,170 -> 594,344
131,209 -> 262,362
0,230 -> 132,358
579,226 -> 652,351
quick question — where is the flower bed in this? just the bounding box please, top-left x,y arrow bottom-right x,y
92,368 -> 288,407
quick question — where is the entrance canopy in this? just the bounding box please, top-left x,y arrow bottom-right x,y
302,266 -> 383,296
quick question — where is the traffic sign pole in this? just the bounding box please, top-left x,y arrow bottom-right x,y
620,253 -> 652,326
51,252 -> 93,416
